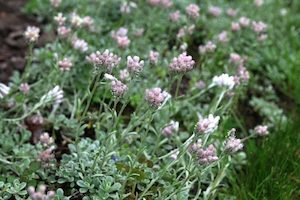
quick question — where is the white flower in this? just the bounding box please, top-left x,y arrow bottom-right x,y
40,86 -> 64,106
0,83 -> 10,98
24,26 -> 40,42
212,73 -> 235,89
196,114 -> 220,134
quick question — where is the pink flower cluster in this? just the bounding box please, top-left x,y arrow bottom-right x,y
57,26 -> 71,38
71,37 -> 88,52
28,185 -> 55,200
86,49 -> 121,71
147,0 -> 173,8
177,25 -> 195,38
104,74 -> 128,97
149,50 -> 159,65
169,52 -> 195,73
254,125 -> 269,136
196,114 -> 220,134
40,132 -> 54,147
208,6 -> 222,17
162,121 -> 179,137
190,140 -> 218,165
225,134 -> 243,153
252,21 -> 268,33
19,83 -> 30,94
58,57 -> 73,71
199,41 -> 216,54
145,87 -> 170,107
169,10 -> 180,22
111,27 -> 130,48
186,4 -> 200,19
127,56 -> 144,73
24,26 -> 40,42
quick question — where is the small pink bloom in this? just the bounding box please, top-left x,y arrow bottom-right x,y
57,26 -> 71,38
54,13 -> 66,25
208,6 -> 222,17
127,56 -> 144,73
145,87 -> 170,107
231,22 -> 241,32
50,0 -> 61,7
254,125 -> 269,136
197,144 -> 218,165
58,57 -> 73,71
252,21 -> 268,33
119,69 -> 130,81
162,121 -> 179,137
186,4 -> 200,19
149,50 -> 159,65
116,36 -> 131,48
239,17 -> 251,27
169,52 -> 195,72
24,26 -> 40,42
19,83 -> 30,94
169,10 -> 180,22
218,31 -> 229,43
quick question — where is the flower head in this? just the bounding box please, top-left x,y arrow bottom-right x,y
162,121 -> 179,137
72,37 -> 88,52
239,17 -> 251,27
28,185 -> 55,200
58,57 -> 73,71
197,144 -> 219,164
40,86 -> 64,106
19,83 -> 30,94
145,87 -> 171,108
212,73 -> 235,89
252,21 -> 268,33
208,6 -> 222,17
127,56 -> 144,73
24,26 -> 40,42
57,26 -> 71,38
86,49 -> 121,71
169,52 -> 195,72
254,125 -> 269,136
54,13 -> 66,25
169,10 -> 180,22
225,130 -> 243,153
0,83 -> 10,98
196,114 -> 220,134
186,4 -> 200,19
149,50 -> 159,65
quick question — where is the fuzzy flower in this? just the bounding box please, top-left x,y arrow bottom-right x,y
120,1 -> 137,13
212,73 -> 235,89
149,50 -> 159,65
197,144 -> 218,164
231,22 -> 241,32
160,0 -> 173,8
86,49 -> 121,71
229,53 -> 243,64
104,74 -> 128,97
72,37 -> 88,52
50,0 -> 61,7
0,83 -> 10,98
111,27 -> 128,39
177,25 -> 195,38
40,86 -> 64,106
162,121 -> 179,137
186,4 -> 200,19
225,132 -> 243,153
145,87 -> 171,108
58,57 -> 73,71
170,149 -> 179,160
189,139 -> 202,153
254,125 -> 269,136
169,52 -> 195,73
82,16 -> 94,27
226,8 -> 238,17
169,10 -> 180,22
208,6 -> 222,17
199,41 -> 216,54
38,146 -> 56,164
24,26 -> 40,42
40,132 -> 54,147
119,69 -> 130,81
196,114 -> 220,134
195,80 -> 206,89
54,13 -> 66,25
28,185 -> 55,200
19,83 -> 30,94
236,65 -> 250,83
239,17 -> 251,27
258,34 -> 268,41
57,26 -> 71,38
70,12 -> 83,27
252,21 -> 268,33
218,31 -> 229,43
116,36 -> 131,48
127,56 -> 144,73
147,0 -> 160,6
254,0 -> 264,7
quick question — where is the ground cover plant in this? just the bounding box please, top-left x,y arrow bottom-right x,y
0,0 -> 299,199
